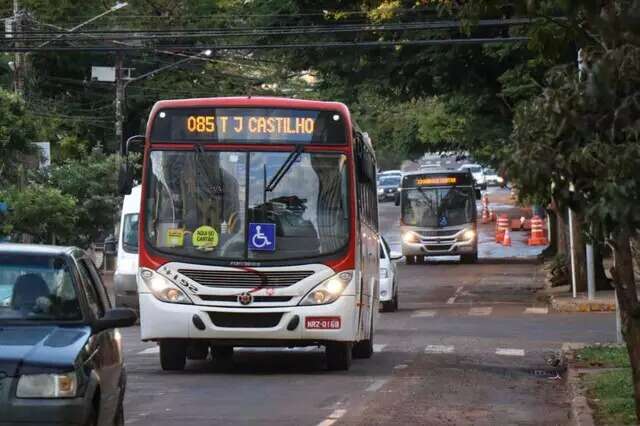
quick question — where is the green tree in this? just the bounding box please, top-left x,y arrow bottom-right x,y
45,146 -> 120,247
1,184 -> 77,243
0,88 -> 37,184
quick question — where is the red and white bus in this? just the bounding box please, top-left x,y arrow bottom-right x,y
124,97 -> 379,371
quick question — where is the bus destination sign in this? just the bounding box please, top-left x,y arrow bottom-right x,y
150,108 -> 346,144
404,173 -> 474,187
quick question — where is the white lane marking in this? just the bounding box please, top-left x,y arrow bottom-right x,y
412,309 -> 436,318
447,285 -> 464,304
524,307 -> 548,315
373,344 -> 387,353
316,408 -> 347,426
468,307 -> 493,316
137,346 -> 159,355
425,345 -> 454,354
366,378 -> 389,392
496,348 -> 525,357
393,364 -> 408,370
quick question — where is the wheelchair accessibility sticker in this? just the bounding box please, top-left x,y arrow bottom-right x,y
248,223 -> 276,251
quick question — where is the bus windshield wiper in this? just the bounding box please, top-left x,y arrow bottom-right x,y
265,145 -> 304,192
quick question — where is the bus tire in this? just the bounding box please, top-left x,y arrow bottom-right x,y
326,342 -> 352,370
353,323 -> 374,359
160,340 -> 187,371
406,255 -> 415,265
212,345 -> 234,360
461,253 -> 478,264
416,255 -> 425,264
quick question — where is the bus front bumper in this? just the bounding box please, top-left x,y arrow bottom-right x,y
139,293 -> 359,344
402,240 -> 476,257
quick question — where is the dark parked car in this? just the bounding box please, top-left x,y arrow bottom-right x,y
377,175 -> 402,202
0,244 -> 137,426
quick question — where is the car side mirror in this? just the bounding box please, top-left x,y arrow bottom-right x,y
93,308 -> 137,333
104,236 -> 117,255
390,251 -> 403,261
475,189 -> 482,200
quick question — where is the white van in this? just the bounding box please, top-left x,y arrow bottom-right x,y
114,185 -> 141,311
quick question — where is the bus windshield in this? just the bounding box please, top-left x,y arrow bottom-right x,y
144,150 -> 350,262
401,186 -> 474,228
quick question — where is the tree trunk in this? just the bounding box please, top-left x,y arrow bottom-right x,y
609,229 -> 640,423
556,200 -> 568,257
541,207 -> 557,258
571,210 -> 588,292
593,241 -> 611,291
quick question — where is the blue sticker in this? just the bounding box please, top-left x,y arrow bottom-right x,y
248,223 -> 276,251
439,216 -> 448,227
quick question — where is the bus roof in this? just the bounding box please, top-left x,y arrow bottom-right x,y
150,96 -> 350,117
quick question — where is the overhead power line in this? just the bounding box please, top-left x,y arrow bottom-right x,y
3,18 -> 537,38
0,37 -> 529,53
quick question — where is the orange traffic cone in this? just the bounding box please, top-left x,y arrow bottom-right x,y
481,207 -> 489,224
489,207 -> 496,222
528,215 -> 548,246
495,214 -> 509,243
503,227 -> 512,246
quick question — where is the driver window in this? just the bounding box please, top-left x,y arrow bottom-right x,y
77,262 -> 105,318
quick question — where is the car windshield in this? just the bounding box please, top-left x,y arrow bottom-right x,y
145,150 -> 350,262
467,166 -> 482,173
122,213 -> 139,253
379,176 -> 400,187
0,253 -> 82,321
401,187 -> 475,227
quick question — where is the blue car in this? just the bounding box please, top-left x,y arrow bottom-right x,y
0,244 -> 137,426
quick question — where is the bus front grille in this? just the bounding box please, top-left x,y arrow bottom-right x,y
178,269 -> 314,288
208,312 -> 284,328
198,295 -> 293,303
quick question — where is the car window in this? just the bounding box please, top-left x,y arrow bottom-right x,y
82,258 -> 112,310
0,253 -> 82,321
77,261 -> 105,318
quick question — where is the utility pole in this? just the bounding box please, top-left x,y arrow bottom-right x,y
115,53 -> 125,154
12,0 -> 24,96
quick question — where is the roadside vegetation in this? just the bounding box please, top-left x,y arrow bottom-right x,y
578,346 -> 635,425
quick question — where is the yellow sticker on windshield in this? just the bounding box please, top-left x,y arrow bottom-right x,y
167,228 -> 185,247
192,226 -> 219,250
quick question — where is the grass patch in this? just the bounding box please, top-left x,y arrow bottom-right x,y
584,369 -> 636,426
576,345 -> 630,368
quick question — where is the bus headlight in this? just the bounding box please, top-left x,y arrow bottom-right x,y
140,268 -> 193,304
299,271 -> 353,306
17,372 -> 78,398
458,229 -> 476,241
402,231 -> 420,244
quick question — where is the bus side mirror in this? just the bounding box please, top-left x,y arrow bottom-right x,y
118,162 -> 133,195
475,189 -> 482,200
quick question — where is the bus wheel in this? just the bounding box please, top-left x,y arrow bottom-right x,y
187,341 -> 209,360
160,340 -> 186,371
326,342 -> 352,370
461,253 -> 478,264
406,255 -> 415,265
416,255 -> 425,264
353,323 -> 374,359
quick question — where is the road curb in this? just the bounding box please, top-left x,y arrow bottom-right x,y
549,295 -> 615,312
562,344 -> 596,426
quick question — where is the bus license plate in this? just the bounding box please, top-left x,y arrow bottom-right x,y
305,316 -> 341,329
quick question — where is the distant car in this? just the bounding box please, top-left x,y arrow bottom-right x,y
483,168 -> 503,186
459,164 -> 486,189
0,244 -> 137,426
378,169 -> 402,178
377,175 -> 402,202
379,237 -> 401,312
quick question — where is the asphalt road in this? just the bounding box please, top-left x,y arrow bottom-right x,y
117,187 -> 616,425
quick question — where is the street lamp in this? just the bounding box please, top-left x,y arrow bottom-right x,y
116,49 -> 214,153
37,2 -> 128,48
